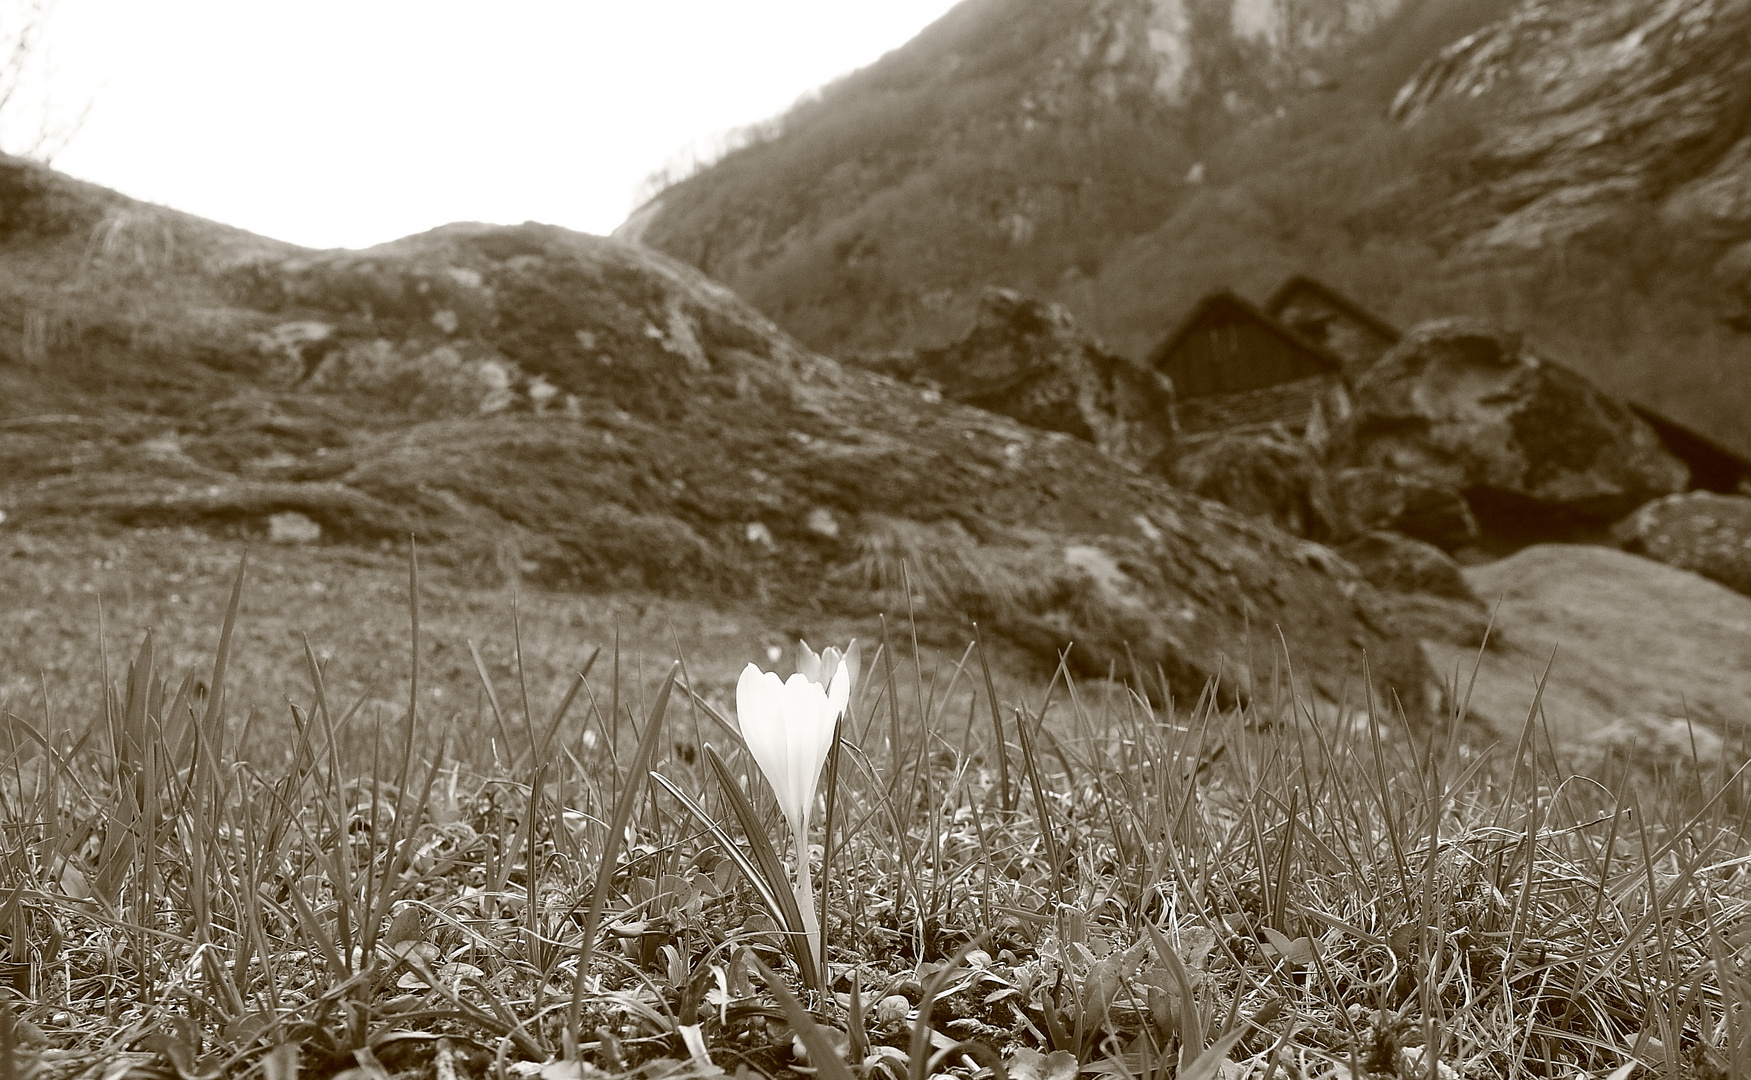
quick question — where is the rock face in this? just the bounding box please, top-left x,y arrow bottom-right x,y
1337,531 -> 1473,601
860,288 -> 1175,473
1038,0 -> 1410,112
1423,545 -> 1751,757
0,169 -> 1432,710
1392,0 -> 1751,250
1613,491 -> 1751,597
1329,467 -> 1479,551
1167,429 -> 1335,538
1339,319 -> 1689,534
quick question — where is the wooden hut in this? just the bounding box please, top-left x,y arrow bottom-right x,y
1265,275 -> 1402,378
1146,291 -> 1347,440
1154,280 -> 1751,490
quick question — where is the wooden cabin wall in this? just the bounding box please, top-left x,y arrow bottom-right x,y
1157,316 -> 1332,397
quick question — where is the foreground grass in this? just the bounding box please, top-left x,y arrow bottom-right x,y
1,552 -> 1748,1080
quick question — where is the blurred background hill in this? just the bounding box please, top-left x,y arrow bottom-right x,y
629,0 -> 1751,453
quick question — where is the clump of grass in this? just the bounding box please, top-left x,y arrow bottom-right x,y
1,555 -> 1748,1079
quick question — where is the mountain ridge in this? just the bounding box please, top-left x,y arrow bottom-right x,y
634,0 -> 1751,455
628,0 -> 1448,352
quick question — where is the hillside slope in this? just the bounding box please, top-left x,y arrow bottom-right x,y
635,0 -> 1751,454
628,0 -> 1444,352
0,154 -> 1431,708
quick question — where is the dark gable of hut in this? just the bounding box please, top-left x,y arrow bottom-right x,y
1265,275 -> 1402,378
1147,291 -> 1343,399
1630,405 -> 1751,495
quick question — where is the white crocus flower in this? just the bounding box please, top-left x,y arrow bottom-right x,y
735,640 -> 858,977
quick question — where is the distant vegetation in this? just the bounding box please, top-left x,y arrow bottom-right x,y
638,0 -> 1751,453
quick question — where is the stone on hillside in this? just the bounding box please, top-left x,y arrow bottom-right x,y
869,288 -> 1176,474
1584,714 -> 1727,776
1612,491 -> 1751,597
268,511 -> 322,544
1337,531 -> 1474,601
1341,531 -> 1489,649
1339,319 -> 1688,531
1329,467 -> 1478,550
1421,545 -> 1751,751
1168,429 -> 1336,539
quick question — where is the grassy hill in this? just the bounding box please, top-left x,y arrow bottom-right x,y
634,0 -> 1751,454
0,152 -> 1435,722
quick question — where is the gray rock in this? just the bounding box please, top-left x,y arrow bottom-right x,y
1339,319 -> 1689,529
1338,531 -> 1475,601
267,511 -> 323,544
1424,545 -> 1751,750
1343,530 -> 1491,650
858,288 -> 1176,474
1613,491 -> 1751,597
1168,429 -> 1336,539
1330,466 -> 1478,550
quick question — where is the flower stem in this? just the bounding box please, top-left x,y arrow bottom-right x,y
794,825 -> 823,985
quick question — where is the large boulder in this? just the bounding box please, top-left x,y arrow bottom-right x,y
1168,429 -> 1337,539
1338,320 -> 1689,536
1613,491 -> 1751,597
1329,466 -> 1479,551
1342,531 -> 1490,650
856,288 -> 1176,474
1422,546 -> 1751,753
1337,531 -> 1474,601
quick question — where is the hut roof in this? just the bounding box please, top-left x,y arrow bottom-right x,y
1147,290 -> 1347,378
1630,404 -> 1751,495
1265,275 -> 1403,344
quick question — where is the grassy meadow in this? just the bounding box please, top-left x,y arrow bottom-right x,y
0,531 -> 1748,1079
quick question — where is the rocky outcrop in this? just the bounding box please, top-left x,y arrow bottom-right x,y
859,288 -> 1175,473
1392,0 -> 1751,249
1038,0 -> 1409,114
1329,467 -> 1479,551
1167,428 -> 1335,538
1613,491 -> 1751,596
1338,319 -> 1689,534
1338,531 -> 1474,601
1423,545 -> 1751,757
0,204 -> 1433,709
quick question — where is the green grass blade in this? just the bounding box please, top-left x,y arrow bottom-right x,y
652,772 -> 794,937
566,660 -> 678,1053
702,742 -> 814,988
748,953 -> 858,1080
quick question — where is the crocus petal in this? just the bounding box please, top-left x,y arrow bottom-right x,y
796,640 -> 823,686
736,643 -> 857,845
737,664 -> 798,828
826,659 -> 851,721
780,673 -> 835,831
840,640 -> 861,699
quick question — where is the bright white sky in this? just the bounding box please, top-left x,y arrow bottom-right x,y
31,1 -> 960,250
